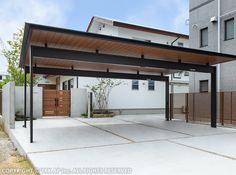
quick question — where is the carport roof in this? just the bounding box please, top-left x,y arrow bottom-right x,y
20,23 -> 236,75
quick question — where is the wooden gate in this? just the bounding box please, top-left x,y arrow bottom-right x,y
43,90 -> 70,116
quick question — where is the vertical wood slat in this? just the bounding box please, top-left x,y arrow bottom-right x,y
231,92 -> 236,124
220,92 -> 224,126
43,90 -> 70,116
186,91 -> 236,125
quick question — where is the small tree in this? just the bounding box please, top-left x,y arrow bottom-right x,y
0,27 -> 38,88
86,78 -> 123,112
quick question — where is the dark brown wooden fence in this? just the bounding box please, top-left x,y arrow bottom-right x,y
171,92 -> 236,125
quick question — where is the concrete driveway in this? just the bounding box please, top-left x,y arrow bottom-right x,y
11,115 -> 236,175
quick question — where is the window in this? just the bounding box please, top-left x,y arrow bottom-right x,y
178,42 -> 184,47
184,71 -> 189,76
200,80 -> 208,93
148,80 -> 155,91
68,79 -> 74,90
225,18 -> 234,40
200,28 -> 208,47
63,81 -> 68,90
63,79 -> 74,90
132,80 -> 139,90
173,72 -> 182,79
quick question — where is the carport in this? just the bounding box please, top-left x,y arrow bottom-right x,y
20,23 -> 236,143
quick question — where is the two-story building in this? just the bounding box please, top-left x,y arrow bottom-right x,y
189,0 -> 236,92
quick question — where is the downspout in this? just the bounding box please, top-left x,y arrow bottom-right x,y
171,36 -> 181,46
170,36 -> 180,94
217,0 -> 221,92
170,36 -> 180,118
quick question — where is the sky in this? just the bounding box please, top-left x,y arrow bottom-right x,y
0,0 -> 189,73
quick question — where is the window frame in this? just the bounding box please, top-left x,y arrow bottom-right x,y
199,80 -> 209,93
225,18 -> 234,41
184,71 -> 189,76
132,80 -> 139,90
62,81 -> 68,90
68,79 -> 74,90
200,27 -> 208,47
148,80 -> 155,91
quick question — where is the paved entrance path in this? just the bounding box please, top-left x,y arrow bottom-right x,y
11,115 -> 236,175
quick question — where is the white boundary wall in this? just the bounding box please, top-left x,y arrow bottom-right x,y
3,83 -> 88,123
70,88 -> 87,117
15,86 -> 43,118
2,82 -> 15,129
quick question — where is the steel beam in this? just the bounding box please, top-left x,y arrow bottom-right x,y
30,47 -> 34,143
25,66 -> 169,82
165,79 -> 170,121
211,66 -> 217,128
23,67 -> 27,128
31,46 -> 214,73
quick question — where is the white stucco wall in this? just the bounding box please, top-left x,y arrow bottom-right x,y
78,77 -> 166,109
15,86 -> 43,118
92,23 -> 189,47
70,88 -> 87,117
173,84 -> 189,93
117,27 -> 189,47
96,24 -> 119,36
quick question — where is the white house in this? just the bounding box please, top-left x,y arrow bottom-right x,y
40,16 -> 190,114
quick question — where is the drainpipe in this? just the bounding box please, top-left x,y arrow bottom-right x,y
170,37 -> 180,94
171,36 -> 181,46
217,0 -> 221,92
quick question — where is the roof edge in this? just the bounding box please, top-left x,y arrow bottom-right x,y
19,23 -> 31,68
20,22 -> 236,67
87,16 -> 189,39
